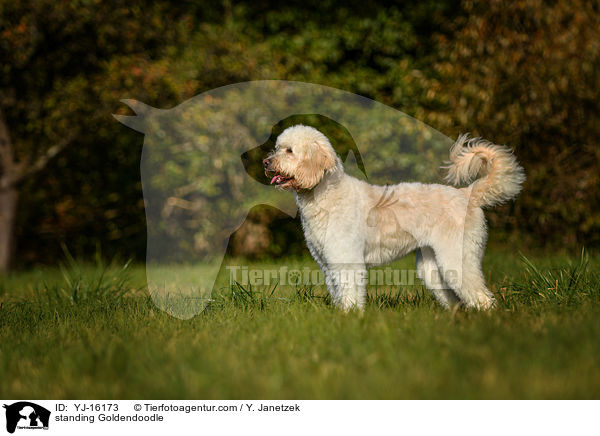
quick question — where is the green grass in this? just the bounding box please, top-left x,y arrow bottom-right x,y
1,250 -> 599,399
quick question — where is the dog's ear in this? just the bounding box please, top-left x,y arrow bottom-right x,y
294,139 -> 337,190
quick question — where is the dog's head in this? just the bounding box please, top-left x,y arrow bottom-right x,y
263,125 -> 340,191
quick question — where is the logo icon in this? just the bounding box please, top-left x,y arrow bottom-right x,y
3,402 -> 50,434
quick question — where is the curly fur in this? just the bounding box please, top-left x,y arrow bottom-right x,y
445,134 -> 526,208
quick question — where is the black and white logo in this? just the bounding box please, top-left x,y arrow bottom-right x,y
3,402 -> 50,434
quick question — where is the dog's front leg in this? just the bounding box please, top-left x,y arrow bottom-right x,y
322,244 -> 367,311
319,227 -> 367,312
325,263 -> 367,311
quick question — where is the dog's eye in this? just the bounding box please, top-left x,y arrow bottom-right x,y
286,148 -> 293,154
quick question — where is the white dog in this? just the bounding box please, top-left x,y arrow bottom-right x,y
264,125 -> 525,310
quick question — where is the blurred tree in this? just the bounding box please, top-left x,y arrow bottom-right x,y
0,0 -> 207,270
0,103 -> 76,271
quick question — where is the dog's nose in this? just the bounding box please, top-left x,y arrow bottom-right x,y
263,157 -> 270,168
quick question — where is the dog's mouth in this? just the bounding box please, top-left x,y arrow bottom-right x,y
266,169 -> 295,188
270,173 -> 293,185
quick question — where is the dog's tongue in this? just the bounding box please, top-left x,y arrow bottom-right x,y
270,174 -> 290,185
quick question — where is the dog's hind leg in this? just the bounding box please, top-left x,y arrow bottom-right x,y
416,247 -> 460,309
431,226 -> 495,310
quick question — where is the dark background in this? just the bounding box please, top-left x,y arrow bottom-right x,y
1,0 -> 598,270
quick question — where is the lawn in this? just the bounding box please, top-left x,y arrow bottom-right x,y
1,249 -> 599,399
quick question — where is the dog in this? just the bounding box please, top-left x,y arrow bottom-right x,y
263,124 -> 525,311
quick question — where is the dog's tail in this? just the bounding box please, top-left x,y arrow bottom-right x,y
445,134 -> 525,208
